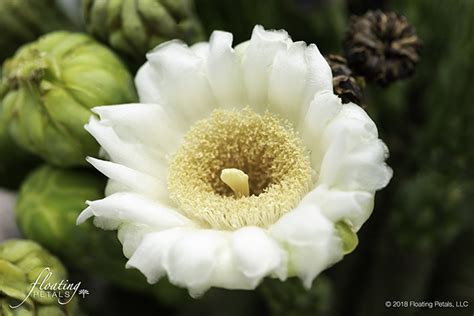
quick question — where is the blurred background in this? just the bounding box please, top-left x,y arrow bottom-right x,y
0,0 -> 473,315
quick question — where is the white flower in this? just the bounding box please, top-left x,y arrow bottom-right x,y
77,25 -> 392,297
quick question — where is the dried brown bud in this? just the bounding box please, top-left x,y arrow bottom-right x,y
325,54 -> 364,104
344,10 -> 421,86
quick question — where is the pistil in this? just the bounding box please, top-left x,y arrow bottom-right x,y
220,168 -> 250,198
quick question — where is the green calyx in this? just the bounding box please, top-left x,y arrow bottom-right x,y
1,31 -> 137,167
335,221 -> 359,255
83,0 -> 205,63
0,239 -> 82,315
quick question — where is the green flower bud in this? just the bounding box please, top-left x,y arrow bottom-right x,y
15,165 -> 188,306
0,0 -> 74,62
1,31 -> 137,167
0,239 -> 82,315
15,166 -> 106,263
83,0 -> 205,63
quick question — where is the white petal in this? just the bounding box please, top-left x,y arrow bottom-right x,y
118,223 -> 153,258
232,227 -> 287,283
126,228 -> 191,283
166,229 -> 262,296
104,179 -> 128,196
135,63 -> 165,105
242,25 -> 291,109
85,116 -> 167,177
321,103 -> 379,146
301,92 -> 343,135
301,92 -> 343,171
76,208 -> 122,231
79,208 -> 123,232
268,41 -> 333,126
166,230 -> 226,295
191,42 -> 210,59
80,193 -> 194,230
318,104 -> 392,191
92,103 -> 185,155
86,157 -> 169,202
207,31 -> 245,109
299,185 -> 374,231
92,216 -> 122,230
76,206 -> 94,225
268,41 -> 308,123
270,205 -> 343,288
145,40 -> 217,124
299,44 -> 333,111
127,229 -> 267,296
234,40 -> 249,58
204,244 -> 255,292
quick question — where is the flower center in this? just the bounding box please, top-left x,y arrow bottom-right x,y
167,108 -> 312,230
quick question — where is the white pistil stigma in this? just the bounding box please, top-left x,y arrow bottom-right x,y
220,168 -> 250,198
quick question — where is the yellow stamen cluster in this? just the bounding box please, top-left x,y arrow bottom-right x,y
167,108 -> 312,230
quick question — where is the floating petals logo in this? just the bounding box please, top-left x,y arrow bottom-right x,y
78,289 -> 90,298
9,267 -> 89,309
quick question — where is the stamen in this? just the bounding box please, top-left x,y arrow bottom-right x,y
220,168 -> 250,198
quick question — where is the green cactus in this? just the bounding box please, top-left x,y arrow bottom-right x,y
83,0 -> 205,64
0,31 -> 137,168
